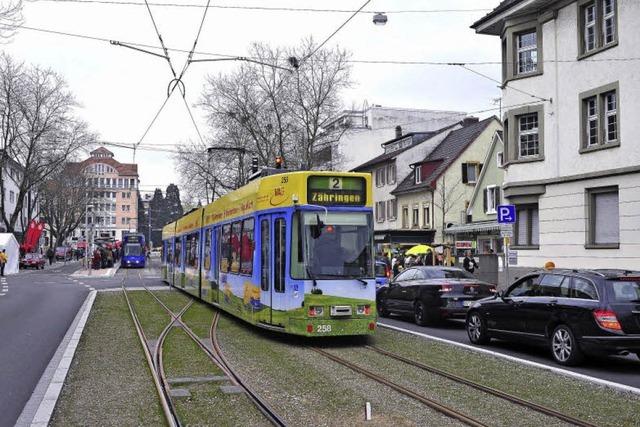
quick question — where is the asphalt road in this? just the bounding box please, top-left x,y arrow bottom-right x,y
379,315 -> 640,389
0,258 -> 165,427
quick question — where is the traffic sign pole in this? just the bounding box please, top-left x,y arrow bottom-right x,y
497,204 -> 517,290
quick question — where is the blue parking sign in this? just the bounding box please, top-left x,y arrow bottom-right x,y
497,205 -> 516,224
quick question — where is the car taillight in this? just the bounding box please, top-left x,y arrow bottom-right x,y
593,309 -> 622,331
440,284 -> 453,293
308,306 -> 324,317
357,305 -> 371,315
386,266 -> 391,279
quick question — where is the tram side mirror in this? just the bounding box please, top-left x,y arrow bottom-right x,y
310,213 -> 325,239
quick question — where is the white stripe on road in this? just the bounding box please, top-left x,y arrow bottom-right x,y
377,322 -> 640,396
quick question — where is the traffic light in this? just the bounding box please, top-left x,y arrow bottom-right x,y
251,156 -> 259,173
275,156 -> 283,169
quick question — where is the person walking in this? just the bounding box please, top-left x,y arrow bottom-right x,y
463,250 -> 479,274
46,246 -> 54,265
0,249 -> 7,276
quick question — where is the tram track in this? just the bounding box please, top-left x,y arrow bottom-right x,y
136,274 -> 287,427
365,345 -> 598,427
120,271 -> 180,427
310,346 -> 489,427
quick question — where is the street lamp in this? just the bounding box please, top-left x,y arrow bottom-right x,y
373,12 -> 388,25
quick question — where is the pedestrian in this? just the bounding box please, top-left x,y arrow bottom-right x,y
46,246 -> 54,265
0,249 -> 7,276
463,250 -> 479,274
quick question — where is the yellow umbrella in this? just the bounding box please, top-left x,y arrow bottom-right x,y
405,244 -> 432,256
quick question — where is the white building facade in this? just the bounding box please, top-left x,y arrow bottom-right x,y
326,105 -> 466,171
1,158 -> 38,238
473,0 -> 639,269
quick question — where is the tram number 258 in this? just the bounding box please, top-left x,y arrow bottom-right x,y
316,324 -> 332,333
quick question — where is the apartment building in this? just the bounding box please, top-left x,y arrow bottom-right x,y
472,0 -> 639,268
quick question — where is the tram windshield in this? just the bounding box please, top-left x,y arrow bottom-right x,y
124,244 -> 142,257
295,211 -> 373,279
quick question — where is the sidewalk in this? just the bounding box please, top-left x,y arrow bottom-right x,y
71,263 -> 120,278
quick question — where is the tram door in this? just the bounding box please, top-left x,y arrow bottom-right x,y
259,214 -> 287,325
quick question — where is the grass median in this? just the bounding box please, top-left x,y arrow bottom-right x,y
51,292 -> 165,426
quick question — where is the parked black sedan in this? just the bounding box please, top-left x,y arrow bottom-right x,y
377,266 -> 496,325
466,269 -> 640,366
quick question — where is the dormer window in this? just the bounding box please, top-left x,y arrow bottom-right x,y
415,165 -> 422,184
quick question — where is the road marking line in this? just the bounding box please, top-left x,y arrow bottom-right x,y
377,322 -> 640,396
0,293 -> 6,296
16,291 -> 97,426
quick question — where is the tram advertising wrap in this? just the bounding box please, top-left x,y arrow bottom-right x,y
122,233 -> 146,268
161,171 -> 376,337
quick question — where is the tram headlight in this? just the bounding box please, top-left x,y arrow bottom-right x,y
357,305 -> 371,315
308,306 -> 324,317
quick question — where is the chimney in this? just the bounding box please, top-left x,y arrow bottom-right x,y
395,125 -> 402,139
462,117 -> 480,127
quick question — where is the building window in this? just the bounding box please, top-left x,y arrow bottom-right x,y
412,206 -> 419,228
387,163 -> 396,185
515,205 -> 539,248
580,0 -> 617,57
422,205 -> 430,229
497,152 -> 504,167
414,165 -> 422,184
375,201 -> 386,222
518,113 -> 539,158
462,163 -> 479,184
386,199 -> 397,220
401,206 -> 409,229
587,187 -> 619,248
375,167 -> 386,187
9,191 -> 14,203
516,30 -> 538,75
484,186 -> 500,214
580,83 -> 619,151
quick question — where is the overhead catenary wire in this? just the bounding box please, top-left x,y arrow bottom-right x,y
34,0 -> 491,14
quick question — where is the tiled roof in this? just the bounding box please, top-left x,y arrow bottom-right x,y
351,132 -> 437,171
471,0 -> 525,29
392,116 -> 498,195
90,146 -> 114,156
73,157 -> 139,176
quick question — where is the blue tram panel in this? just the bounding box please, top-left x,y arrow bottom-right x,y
122,233 -> 146,268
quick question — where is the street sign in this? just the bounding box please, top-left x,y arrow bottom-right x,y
500,224 -> 513,237
508,250 -> 518,266
497,205 -> 516,224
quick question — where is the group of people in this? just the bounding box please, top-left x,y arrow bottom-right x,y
382,248 -> 481,279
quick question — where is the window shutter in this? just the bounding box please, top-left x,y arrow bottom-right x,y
462,163 -> 468,183
478,163 -> 484,174
483,189 -> 488,213
496,187 -> 501,206
594,192 -> 619,244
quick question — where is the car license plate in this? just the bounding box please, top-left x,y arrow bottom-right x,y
463,300 -> 474,307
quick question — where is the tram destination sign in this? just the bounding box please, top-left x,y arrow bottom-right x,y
307,176 -> 366,206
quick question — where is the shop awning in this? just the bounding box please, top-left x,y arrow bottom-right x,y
444,221 -> 501,235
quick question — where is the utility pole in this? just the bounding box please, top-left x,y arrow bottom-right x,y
148,203 -> 152,248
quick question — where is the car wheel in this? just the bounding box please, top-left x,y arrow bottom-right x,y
466,311 -> 491,345
414,300 -> 438,326
376,300 -> 390,318
551,325 -> 584,366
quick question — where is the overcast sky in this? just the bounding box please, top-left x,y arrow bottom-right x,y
5,0 -> 501,197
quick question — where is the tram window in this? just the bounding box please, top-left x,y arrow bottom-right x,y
274,218 -> 286,293
240,218 -> 254,275
174,240 -> 182,267
220,224 -> 231,272
261,219 -> 269,291
203,229 -> 211,271
290,214 -> 305,278
186,232 -> 199,268
230,221 -> 241,273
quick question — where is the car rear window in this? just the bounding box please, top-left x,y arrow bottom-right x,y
422,269 -> 473,279
608,280 -> 640,303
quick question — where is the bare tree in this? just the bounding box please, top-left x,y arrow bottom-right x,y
198,38 -> 352,176
0,1 -> 23,40
432,174 -> 465,242
0,54 -> 96,234
39,164 -> 89,247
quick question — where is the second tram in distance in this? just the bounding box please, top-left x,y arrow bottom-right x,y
122,232 -> 146,268
161,171 -> 376,337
